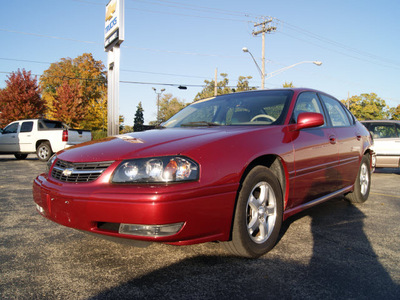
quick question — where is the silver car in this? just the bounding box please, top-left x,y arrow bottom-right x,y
362,120 -> 400,168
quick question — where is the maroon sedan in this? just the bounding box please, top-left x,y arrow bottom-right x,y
33,88 -> 373,258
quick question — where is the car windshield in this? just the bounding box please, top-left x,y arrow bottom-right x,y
163,90 -> 293,128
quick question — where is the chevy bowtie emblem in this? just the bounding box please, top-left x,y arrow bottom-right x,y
105,1 -> 116,21
62,168 -> 74,177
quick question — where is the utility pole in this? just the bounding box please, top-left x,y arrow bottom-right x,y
214,68 -> 218,96
252,18 -> 276,89
152,88 -> 165,126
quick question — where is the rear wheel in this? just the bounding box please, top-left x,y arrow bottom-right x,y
14,154 -> 28,160
345,155 -> 371,203
36,142 -> 53,162
224,166 -> 283,258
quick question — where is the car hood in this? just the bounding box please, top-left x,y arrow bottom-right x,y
56,127 -> 262,162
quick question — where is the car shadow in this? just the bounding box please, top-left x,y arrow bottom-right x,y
0,155 -> 38,161
88,198 -> 399,300
374,167 -> 400,175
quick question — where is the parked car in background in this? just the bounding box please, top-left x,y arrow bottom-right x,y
361,120 -> 400,168
0,119 -> 92,161
33,88 -> 373,258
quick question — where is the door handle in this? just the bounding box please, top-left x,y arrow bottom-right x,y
356,132 -> 361,141
329,135 -> 336,144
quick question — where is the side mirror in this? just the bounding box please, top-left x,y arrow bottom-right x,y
293,112 -> 324,131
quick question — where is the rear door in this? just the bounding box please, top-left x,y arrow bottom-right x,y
18,121 -> 35,152
319,93 -> 362,188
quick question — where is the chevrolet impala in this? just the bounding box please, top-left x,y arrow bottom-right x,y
33,88 -> 373,258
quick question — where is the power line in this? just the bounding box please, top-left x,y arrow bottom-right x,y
131,0 -> 258,18
275,18 -> 400,69
0,57 -> 217,79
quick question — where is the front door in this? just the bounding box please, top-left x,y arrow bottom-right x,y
0,122 -> 20,152
288,92 -> 339,209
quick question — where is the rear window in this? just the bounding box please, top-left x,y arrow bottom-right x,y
40,120 -> 65,129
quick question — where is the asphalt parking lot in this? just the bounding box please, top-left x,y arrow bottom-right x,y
1,154 -> 399,299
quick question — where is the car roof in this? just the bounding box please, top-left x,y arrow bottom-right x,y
361,120 -> 400,123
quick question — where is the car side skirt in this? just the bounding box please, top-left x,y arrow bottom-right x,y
283,186 -> 353,220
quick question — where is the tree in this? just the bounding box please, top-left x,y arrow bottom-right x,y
283,81 -> 294,88
52,81 -> 85,127
158,94 -> 186,123
0,69 -> 45,127
194,73 -> 231,100
389,105 -> 400,120
236,76 -> 257,92
80,86 -> 107,131
343,93 -> 389,120
119,115 -> 125,133
40,53 -> 106,128
133,102 -> 145,132
194,73 -> 256,101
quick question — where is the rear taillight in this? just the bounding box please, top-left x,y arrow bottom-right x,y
62,130 -> 68,142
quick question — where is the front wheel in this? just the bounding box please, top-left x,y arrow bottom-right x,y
345,155 -> 371,203
36,142 -> 53,162
224,166 -> 283,258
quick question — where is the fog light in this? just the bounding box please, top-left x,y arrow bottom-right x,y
119,222 -> 184,237
36,204 -> 45,214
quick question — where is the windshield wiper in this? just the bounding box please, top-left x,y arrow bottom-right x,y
181,121 -> 221,127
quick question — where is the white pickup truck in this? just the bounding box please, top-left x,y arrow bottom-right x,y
0,119 -> 92,161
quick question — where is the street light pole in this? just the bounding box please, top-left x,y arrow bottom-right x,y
242,48 -> 322,87
152,87 -> 165,125
266,61 -> 322,79
242,47 -> 263,83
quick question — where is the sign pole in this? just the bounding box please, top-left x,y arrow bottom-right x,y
104,0 -> 124,136
107,45 -> 120,136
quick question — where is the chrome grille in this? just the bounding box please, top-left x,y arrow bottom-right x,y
51,159 -> 114,183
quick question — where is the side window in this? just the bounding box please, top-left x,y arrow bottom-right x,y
343,106 -> 355,125
3,123 -> 19,134
20,121 -> 34,133
320,94 -> 351,127
292,92 -> 325,124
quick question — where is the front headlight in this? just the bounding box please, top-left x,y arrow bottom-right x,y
112,156 -> 199,183
46,154 -> 57,174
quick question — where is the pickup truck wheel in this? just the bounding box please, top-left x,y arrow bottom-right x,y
36,142 -> 53,162
224,166 -> 283,258
345,155 -> 371,203
14,154 -> 28,160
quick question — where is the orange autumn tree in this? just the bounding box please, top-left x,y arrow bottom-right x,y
40,53 -> 107,129
52,81 -> 85,128
0,69 -> 46,127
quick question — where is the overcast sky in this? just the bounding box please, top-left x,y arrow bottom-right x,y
1,0 -> 399,125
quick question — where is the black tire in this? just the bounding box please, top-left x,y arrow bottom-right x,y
345,155 -> 371,203
224,166 -> 283,258
14,154 -> 28,160
36,142 -> 53,162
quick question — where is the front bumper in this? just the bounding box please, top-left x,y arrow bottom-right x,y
33,174 -> 238,245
